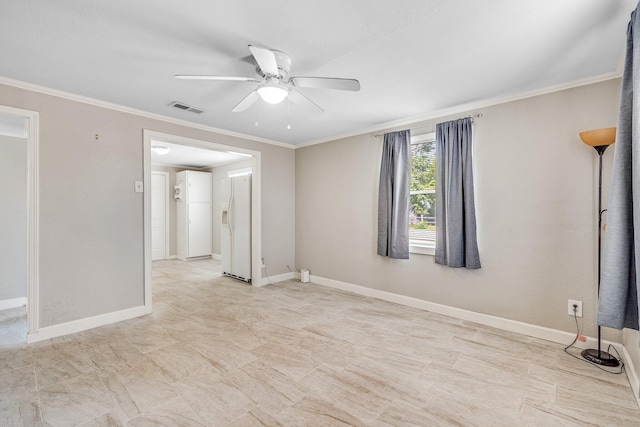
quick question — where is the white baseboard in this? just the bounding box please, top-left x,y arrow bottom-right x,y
622,343 -> 640,409
622,328 -> 640,408
311,275 -> 633,378
27,305 -> 147,343
0,297 -> 27,311
313,275 -> 640,409
211,253 -> 221,261
168,255 -> 177,260
258,272 -> 295,287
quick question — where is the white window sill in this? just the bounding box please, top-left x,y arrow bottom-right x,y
409,244 -> 435,256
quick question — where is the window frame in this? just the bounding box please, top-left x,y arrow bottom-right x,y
409,132 -> 436,256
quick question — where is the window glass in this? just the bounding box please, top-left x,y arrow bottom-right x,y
410,135 -> 436,249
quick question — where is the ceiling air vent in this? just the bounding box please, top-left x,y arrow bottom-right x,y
168,101 -> 206,114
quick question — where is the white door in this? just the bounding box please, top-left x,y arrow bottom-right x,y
151,172 -> 168,261
187,171 -> 212,203
188,202 -> 212,257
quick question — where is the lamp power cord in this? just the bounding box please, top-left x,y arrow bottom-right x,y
564,306 -> 624,375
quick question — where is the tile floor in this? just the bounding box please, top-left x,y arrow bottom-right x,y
1,258 -> 639,426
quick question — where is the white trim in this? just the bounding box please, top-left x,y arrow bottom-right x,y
151,171 -> 170,260
258,272 -> 295,287
0,72 -> 622,152
0,105 -> 39,338
622,344 -> 640,409
411,132 -> 436,144
228,167 -> 252,177
0,297 -> 27,311
211,253 -> 221,261
251,154 -> 262,288
409,244 -> 435,256
143,131 -> 264,317
0,76 -> 294,150
26,305 -> 147,343
311,275 -> 640,408
310,275 -> 625,357
143,134 -> 153,314
295,71 -> 623,149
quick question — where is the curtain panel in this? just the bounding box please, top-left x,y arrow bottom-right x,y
435,117 -> 481,268
598,6 -> 640,332
377,130 -> 411,259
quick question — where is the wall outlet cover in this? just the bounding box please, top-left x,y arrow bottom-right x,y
568,299 -> 583,317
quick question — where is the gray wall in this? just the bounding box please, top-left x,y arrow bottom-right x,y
0,82 -> 295,327
296,79 -> 621,341
0,135 -> 27,301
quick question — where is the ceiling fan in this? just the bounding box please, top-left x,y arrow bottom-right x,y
175,45 -> 360,113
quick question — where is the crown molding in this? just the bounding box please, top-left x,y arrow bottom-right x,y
295,70 -> 623,149
0,71 -> 623,151
0,76 -> 295,150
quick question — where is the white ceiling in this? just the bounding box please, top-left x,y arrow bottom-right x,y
150,140 -> 251,169
1,0 -> 636,146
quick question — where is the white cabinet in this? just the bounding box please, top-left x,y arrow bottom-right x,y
176,170 -> 212,260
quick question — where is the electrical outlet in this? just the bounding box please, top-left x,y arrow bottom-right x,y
568,299 -> 583,317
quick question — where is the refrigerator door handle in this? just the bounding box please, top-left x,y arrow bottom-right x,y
221,204 -> 229,227
228,178 -> 234,235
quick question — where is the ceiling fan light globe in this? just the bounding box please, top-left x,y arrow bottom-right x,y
257,85 -> 288,104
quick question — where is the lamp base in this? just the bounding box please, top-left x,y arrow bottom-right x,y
581,348 -> 620,367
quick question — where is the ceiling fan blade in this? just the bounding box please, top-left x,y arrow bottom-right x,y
290,77 -> 360,91
232,90 -> 260,113
288,90 -> 324,114
175,75 -> 257,82
248,45 -> 279,76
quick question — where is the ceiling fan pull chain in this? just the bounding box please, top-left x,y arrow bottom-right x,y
254,104 -> 259,127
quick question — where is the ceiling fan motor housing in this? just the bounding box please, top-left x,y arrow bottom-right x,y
270,50 -> 291,79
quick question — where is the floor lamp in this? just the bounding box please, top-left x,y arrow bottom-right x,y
579,127 -> 619,367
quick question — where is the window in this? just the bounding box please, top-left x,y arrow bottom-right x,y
409,132 -> 436,255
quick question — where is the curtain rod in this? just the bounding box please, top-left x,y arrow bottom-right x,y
374,113 -> 483,138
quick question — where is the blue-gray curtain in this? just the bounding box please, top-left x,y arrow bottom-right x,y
377,130 -> 411,259
435,118 -> 481,268
598,5 -> 640,332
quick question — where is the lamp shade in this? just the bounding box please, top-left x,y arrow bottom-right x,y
579,127 -> 616,147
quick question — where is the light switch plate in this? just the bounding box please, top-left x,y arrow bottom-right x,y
134,181 -> 144,193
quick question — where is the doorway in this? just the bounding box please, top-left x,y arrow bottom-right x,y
0,105 -> 39,343
142,130 -> 262,314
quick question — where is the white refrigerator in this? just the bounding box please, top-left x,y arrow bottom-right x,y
221,175 -> 252,282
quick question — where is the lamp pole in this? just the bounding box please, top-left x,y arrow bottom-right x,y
581,144 -> 619,367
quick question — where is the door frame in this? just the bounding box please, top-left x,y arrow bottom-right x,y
151,171 -> 170,260
0,105 -> 40,340
142,130 -> 262,314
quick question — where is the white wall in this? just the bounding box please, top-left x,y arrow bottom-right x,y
0,82 -> 295,328
0,134 -> 27,302
296,79 -> 621,341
